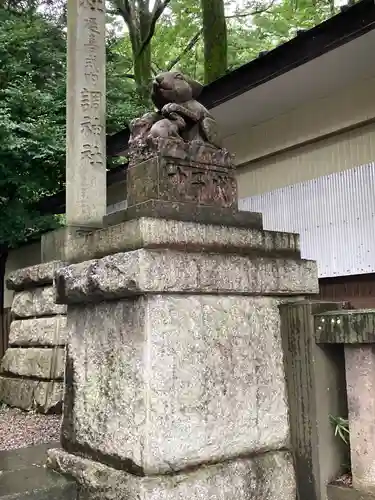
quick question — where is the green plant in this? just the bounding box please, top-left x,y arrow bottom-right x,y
329,415 -> 350,445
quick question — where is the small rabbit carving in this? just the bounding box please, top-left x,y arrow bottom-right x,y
129,71 -> 222,149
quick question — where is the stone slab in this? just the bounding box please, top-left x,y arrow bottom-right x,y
64,216 -> 299,264
315,310 -> 375,344
105,201 -> 263,232
48,448 -> 295,500
327,484 -> 375,500
1,348 -> 65,380
6,261 -> 66,292
0,465 -> 77,499
0,376 -> 63,413
11,287 -> 67,319
55,249 -> 318,304
62,295 -> 290,474
0,443 -> 60,472
9,316 -> 68,347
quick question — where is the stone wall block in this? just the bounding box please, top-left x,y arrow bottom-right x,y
62,295 -> 290,474
11,286 -> 67,318
0,376 -> 63,413
9,316 -> 68,347
55,249 -> 318,304
1,347 -> 65,380
6,260 -> 66,291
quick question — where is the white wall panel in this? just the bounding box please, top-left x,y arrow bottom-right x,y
239,163 -> 375,278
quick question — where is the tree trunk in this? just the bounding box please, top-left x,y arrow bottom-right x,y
132,37 -> 152,102
127,6 -> 153,103
201,0 -> 228,84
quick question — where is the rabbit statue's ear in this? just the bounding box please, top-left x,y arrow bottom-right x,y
184,76 -> 203,98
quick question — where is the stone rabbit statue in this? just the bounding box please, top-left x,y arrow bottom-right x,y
129,71 -> 222,149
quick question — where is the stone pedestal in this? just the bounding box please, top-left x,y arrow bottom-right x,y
345,345 -> 375,493
0,261 -> 67,413
48,221 -> 317,498
47,141 -> 319,498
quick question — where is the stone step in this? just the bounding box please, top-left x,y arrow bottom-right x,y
0,443 -> 59,472
0,466 -> 76,499
0,444 -> 76,500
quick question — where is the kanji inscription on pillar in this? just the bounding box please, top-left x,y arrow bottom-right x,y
66,0 -> 106,227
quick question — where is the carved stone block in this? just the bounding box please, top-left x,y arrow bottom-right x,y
127,153 -> 237,209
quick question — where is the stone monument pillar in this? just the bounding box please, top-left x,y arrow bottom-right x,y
66,0 -> 106,228
40,0 -> 107,265
47,72 -> 318,499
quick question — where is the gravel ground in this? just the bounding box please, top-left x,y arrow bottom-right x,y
0,406 -> 61,451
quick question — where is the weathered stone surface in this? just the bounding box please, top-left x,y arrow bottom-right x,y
63,216 -> 299,264
127,154 -> 237,209
327,484 -> 375,500
106,201 -> 263,231
280,301 -> 349,500
0,442 -> 60,472
128,134 -> 233,167
345,345 -> 375,493
0,376 -> 63,413
12,286 -> 67,318
62,295 -> 289,474
6,261 -> 66,292
9,316 -> 68,347
1,348 -> 65,380
41,226 -> 96,264
315,309 -> 375,344
65,0 -> 106,228
55,249 -> 318,304
0,465 -> 76,499
48,448 -> 295,500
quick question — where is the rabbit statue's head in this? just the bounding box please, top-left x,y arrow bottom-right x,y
151,71 -> 203,110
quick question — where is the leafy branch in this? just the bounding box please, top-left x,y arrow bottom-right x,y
137,0 -> 172,57
225,1 -> 277,19
330,415 -> 350,445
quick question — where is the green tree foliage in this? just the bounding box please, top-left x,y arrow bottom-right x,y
0,8 -> 66,248
0,7 -> 143,249
113,0 -> 338,91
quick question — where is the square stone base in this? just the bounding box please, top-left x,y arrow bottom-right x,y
61,295 -> 290,475
48,448 -> 295,500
